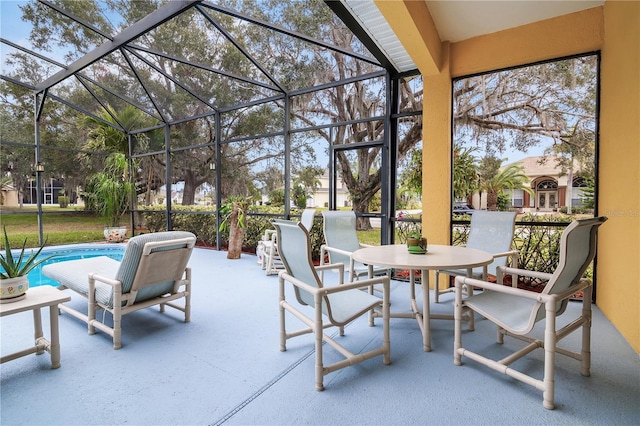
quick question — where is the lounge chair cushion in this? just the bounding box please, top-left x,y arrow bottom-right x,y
43,256 -> 120,307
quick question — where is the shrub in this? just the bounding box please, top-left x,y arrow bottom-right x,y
395,211 -> 421,244
140,205 -> 324,260
453,213 -> 579,288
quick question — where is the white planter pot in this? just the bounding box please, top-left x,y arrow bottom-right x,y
104,227 -> 128,242
0,276 -> 29,303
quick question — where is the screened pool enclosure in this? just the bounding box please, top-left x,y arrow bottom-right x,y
0,0 -> 423,247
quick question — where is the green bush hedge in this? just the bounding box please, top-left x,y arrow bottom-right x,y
453,213 -> 580,287
139,205 -> 324,260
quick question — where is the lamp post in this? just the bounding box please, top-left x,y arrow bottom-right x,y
34,161 -> 45,245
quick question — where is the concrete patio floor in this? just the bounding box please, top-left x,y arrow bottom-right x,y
1,247 -> 639,425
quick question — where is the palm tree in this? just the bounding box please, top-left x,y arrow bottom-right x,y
84,106 -> 151,153
481,162 -> 533,211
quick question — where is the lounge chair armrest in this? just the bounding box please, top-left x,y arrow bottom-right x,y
172,267 -> 192,292
89,273 -> 121,288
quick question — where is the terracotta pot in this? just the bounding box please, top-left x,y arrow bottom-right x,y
0,276 -> 29,303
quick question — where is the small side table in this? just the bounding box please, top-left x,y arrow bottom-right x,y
0,286 -> 71,369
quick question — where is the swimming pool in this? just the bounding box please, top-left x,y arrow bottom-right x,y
4,244 -> 125,287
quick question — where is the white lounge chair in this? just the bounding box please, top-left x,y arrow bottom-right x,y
42,231 -> 196,349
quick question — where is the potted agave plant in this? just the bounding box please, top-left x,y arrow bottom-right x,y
0,227 -> 56,303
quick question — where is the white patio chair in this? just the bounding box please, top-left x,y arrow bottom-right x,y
453,216 -> 607,409
273,219 -> 390,391
320,210 -> 389,282
263,208 -> 316,275
42,231 -> 196,349
435,210 -> 518,302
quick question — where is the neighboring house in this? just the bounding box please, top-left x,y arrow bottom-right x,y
308,169 -> 351,208
1,183 -> 19,207
470,155 -> 590,213
256,169 -> 351,208
506,155 -> 588,212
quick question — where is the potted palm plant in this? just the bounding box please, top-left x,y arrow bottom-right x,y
89,153 -> 133,242
219,196 -> 250,259
0,227 -> 56,303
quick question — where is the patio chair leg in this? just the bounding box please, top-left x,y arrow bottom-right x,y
315,296 -> 324,391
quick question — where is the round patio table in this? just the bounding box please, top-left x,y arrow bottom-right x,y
352,244 -> 493,352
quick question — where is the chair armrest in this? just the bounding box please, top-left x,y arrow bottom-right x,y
323,275 -> 389,295
497,266 -> 553,282
455,275 -> 593,305
89,273 -> 121,288
314,263 -> 345,275
492,249 -> 518,260
454,276 -> 543,301
280,270 -> 388,296
321,244 -> 354,258
553,278 -> 592,301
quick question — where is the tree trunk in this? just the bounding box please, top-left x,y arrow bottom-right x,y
486,190 -> 499,211
353,198 -> 372,230
227,202 -> 244,259
182,174 -> 196,205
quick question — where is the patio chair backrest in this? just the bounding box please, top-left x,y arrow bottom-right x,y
534,216 -> 607,321
273,220 -> 324,309
466,211 -> 516,276
322,211 -> 360,266
115,231 -> 196,304
300,208 -> 316,232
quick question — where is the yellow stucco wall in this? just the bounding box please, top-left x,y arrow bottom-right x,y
379,1 -> 640,352
449,7 -> 603,78
422,43 -> 451,245
597,0 -> 640,353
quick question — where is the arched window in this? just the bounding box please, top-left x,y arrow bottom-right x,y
573,176 -> 588,187
537,180 -> 557,190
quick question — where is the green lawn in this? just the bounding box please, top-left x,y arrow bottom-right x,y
1,206 -> 387,249
1,206 -> 106,248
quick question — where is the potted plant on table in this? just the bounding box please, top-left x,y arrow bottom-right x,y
0,227 -> 56,303
88,153 -> 133,242
406,231 -> 428,254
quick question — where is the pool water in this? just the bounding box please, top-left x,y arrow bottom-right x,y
3,244 -> 125,287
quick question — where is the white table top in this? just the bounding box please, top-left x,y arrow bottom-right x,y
0,286 -> 70,316
352,244 -> 493,271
